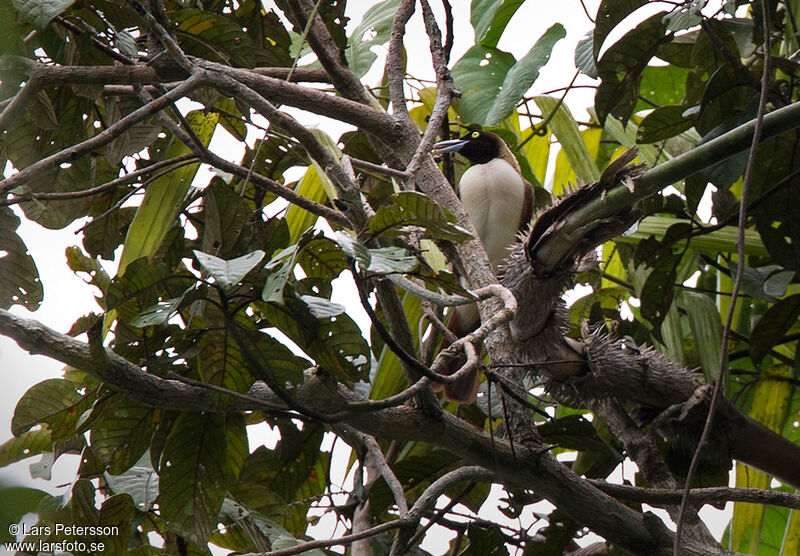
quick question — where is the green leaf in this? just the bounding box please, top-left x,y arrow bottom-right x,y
678,291 -> 723,382
262,244 -> 299,304
749,294 -> 800,366
595,12 -> 669,125
11,378 -> 84,437
451,45 -> 516,125
574,31 -> 598,78
131,289 -> 192,327
300,295 -> 346,318
366,191 -> 472,242
534,96 -> 600,182
104,466 -> 159,512
194,249 -> 265,291
334,231 -> 418,274
297,236 -> 348,281
217,498 -> 327,555
105,258 -> 173,323
484,24 -> 565,126
346,0 -> 401,77
198,328 -> 257,392
637,105 -> 694,143
0,486 -> 49,543
538,414 -> 621,455
104,96 -> 162,165
230,316 -> 308,388
159,412 -> 229,544
0,207 -> 43,310
172,9 -> 256,67
471,0 -> 525,47
11,0 -> 74,30
90,394 -> 156,475
119,110 -> 219,273
639,254 -> 680,332
0,430 -> 52,467
638,64 -> 689,108
592,0 -> 648,59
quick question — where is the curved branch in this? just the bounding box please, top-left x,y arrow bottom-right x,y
533,100 -> 800,272
0,307 -> 719,554
589,480 -> 800,511
0,73 -> 206,195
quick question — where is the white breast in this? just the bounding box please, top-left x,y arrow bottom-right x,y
458,158 -> 526,268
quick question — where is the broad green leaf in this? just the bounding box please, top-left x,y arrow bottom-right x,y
230,314 -> 309,388
592,0 -> 648,59
11,378 -> 84,437
678,291 -> 723,381
484,24 -> 565,126
637,105 -> 694,143
90,394 -> 156,475
119,110 -> 219,273
574,31 -> 598,78
0,207 -> 43,310
0,487 -> 49,543
262,244 -> 299,304
159,412 -> 229,543
105,258 -> 173,324
97,495 -> 135,554
300,295 -> 346,318
198,328 -> 257,392
552,128 -> 602,193
451,45 -> 516,125
346,0 -> 401,77
471,0 -> 526,47
104,96 -> 162,165
366,191 -> 472,242
535,96 -> 600,182
11,0 -> 74,30
172,9 -> 256,67
297,237 -> 348,280
638,64 -> 689,108
0,430 -> 52,467
334,231 -> 418,274
749,294 -> 800,366
104,466 -> 159,512
731,364 -> 793,552
619,216 -> 768,257
194,249 -> 265,291
285,166 -> 336,244
217,498 -> 327,556
520,126 -> 551,186
131,289 -> 191,327
201,183 -> 254,257
595,12 -> 669,125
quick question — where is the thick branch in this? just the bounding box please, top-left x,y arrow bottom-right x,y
0,307 -> 696,554
534,101 -> 800,272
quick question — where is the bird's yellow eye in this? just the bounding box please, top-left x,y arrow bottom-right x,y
470,131 -> 480,139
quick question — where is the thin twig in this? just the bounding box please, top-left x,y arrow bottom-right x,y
674,5 -> 773,555
0,74 -> 205,195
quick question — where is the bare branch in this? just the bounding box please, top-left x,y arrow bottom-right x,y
0,154 -> 197,208
0,73 -> 205,195
386,0 -> 416,118
590,481 -> 800,511
281,0 -> 370,104
405,0 -> 455,177
343,426 -> 409,516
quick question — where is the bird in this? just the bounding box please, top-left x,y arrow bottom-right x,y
432,130 -> 534,403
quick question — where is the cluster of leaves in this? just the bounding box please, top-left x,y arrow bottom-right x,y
1,0 -> 800,554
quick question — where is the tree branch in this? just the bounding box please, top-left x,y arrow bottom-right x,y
0,73 -> 205,195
